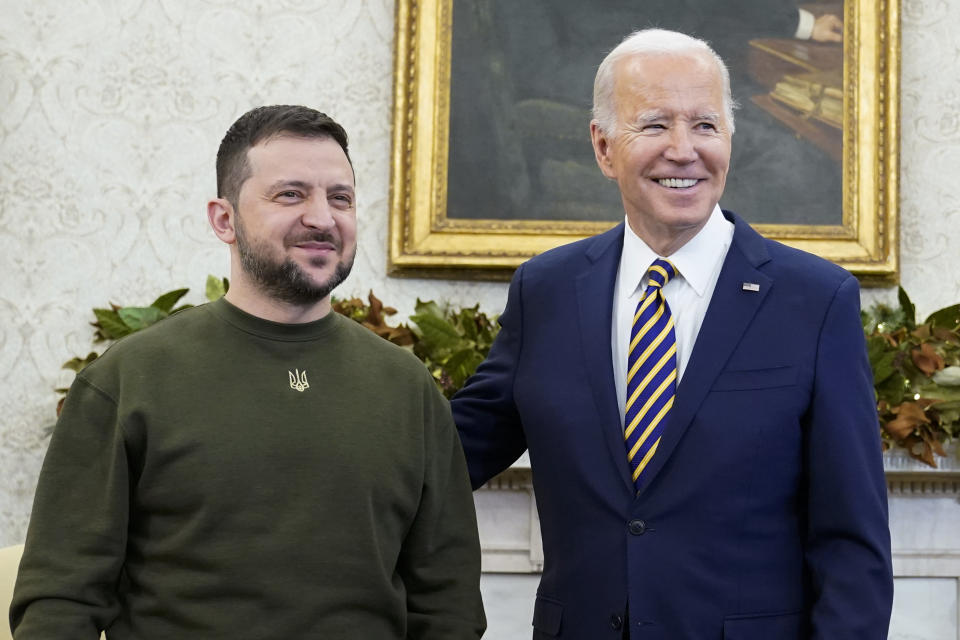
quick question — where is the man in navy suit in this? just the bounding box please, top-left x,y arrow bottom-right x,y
451,29 -> 892,639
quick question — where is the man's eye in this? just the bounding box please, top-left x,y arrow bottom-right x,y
277,191 -> 301,199
331,194 -> 354,207
696,122 -> 716,131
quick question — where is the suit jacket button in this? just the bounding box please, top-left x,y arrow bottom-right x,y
628,519 -> 646,535
609,614 -> 624,630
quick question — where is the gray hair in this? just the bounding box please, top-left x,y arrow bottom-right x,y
592,29 -> 737,136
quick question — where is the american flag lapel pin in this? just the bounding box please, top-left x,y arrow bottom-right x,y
742,282 -> 760,292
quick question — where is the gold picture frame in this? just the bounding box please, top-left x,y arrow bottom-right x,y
389,0 -> 899,283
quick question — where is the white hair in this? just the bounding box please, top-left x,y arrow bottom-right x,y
592,28 -> 737,136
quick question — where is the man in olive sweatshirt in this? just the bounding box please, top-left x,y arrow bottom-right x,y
10,105 -> 486,639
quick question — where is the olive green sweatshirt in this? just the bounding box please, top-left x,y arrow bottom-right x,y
11,298 -> 485,639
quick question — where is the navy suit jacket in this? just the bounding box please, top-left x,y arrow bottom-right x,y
451,211 -> 893,639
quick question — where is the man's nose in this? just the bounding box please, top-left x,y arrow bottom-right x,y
301,198 -> 336,228
663,127 -> 697,163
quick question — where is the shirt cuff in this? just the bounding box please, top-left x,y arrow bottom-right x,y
795,8 -> 815,40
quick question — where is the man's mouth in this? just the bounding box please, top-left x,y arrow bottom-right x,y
657,178 -> 699,188
295,241 -> 337,251
288,233 -> 340,252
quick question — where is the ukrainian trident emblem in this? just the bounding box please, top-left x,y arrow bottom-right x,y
288,369 -> 309,392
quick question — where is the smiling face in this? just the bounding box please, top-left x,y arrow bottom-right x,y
590,51 -> 732,256
209,134 -> 357,318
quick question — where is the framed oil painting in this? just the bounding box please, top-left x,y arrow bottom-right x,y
389,0 -> 899,282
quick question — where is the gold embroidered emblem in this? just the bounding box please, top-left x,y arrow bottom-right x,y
288,369 -> 309,392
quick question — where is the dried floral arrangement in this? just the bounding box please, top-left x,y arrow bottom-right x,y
58,279 -> 960,467
863,288 -> 960,467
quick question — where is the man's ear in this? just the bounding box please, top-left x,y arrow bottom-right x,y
207,198 -> 237,244
590,121 -> 617,180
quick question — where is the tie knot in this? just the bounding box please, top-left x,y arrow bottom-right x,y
646,259 -> 676,290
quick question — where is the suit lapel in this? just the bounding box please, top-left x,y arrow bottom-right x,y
636,212 -> 773,496
575,224 -> 635,493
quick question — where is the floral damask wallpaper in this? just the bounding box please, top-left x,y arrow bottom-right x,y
0,0 -> 958,545
894,0 -> 960,310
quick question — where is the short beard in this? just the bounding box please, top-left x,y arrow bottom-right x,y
234,214 -> 355,307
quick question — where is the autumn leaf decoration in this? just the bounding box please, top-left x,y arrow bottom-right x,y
56,279 -> 960,466
865,287 -> 960,467
334,292 -> 499,398
333,291 -> 416,346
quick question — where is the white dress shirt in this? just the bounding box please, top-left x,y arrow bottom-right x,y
611,205 -> 734,426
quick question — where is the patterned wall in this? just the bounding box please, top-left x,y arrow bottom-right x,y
0,0 -> 958,544
893,0 -> 960,312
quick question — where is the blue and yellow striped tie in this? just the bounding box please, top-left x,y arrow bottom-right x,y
625,258 -> 677,490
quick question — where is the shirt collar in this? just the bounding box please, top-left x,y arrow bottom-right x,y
621,205 -> 734,297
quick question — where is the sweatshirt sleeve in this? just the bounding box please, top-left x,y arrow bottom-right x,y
397,378 -> 486,639
10,374 -> 129,639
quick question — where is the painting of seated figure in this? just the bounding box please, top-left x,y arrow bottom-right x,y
388,0 -> 898,282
